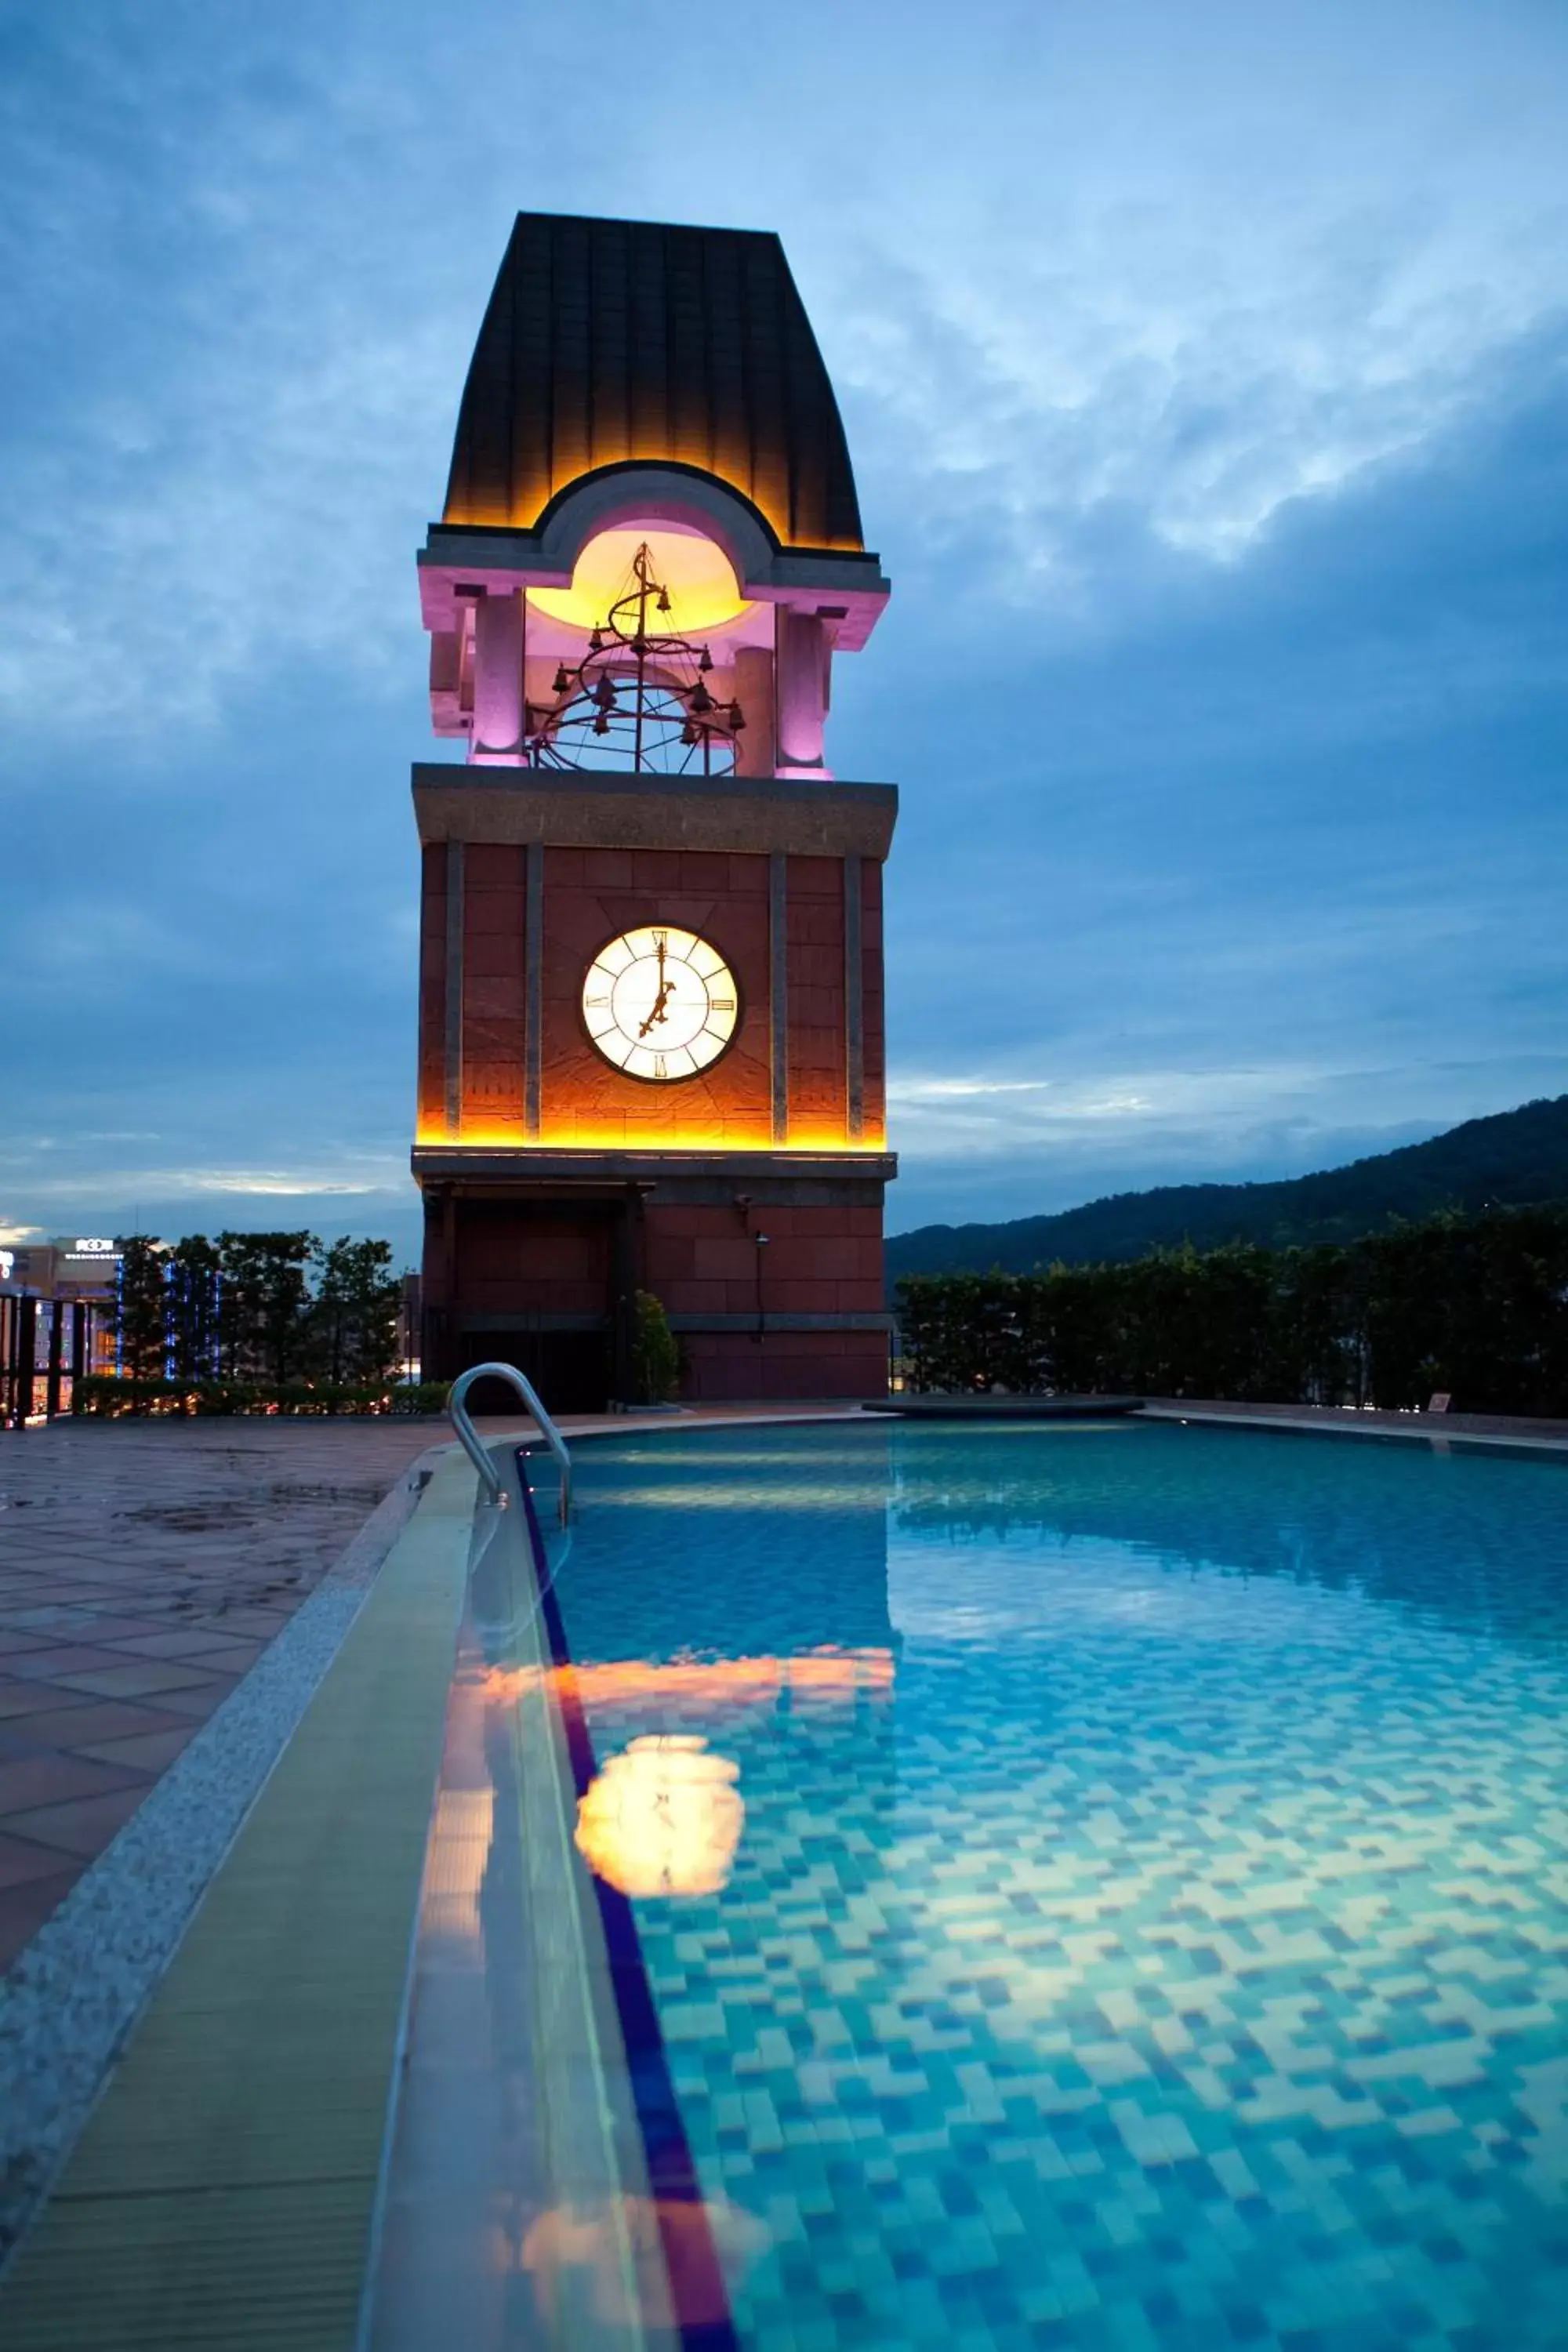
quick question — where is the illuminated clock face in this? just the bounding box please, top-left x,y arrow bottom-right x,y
582,925 -> 739,1081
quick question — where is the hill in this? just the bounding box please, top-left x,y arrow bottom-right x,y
886,1094 -> 1568,1282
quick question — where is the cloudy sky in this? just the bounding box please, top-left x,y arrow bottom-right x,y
4,0 -> 1566,1261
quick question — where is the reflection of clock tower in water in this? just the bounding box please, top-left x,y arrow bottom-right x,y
412,213 -> 895,1406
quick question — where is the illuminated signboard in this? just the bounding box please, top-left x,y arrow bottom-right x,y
53,1238 -> 123,1287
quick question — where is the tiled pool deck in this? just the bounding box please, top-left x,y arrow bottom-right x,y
0,1419 -> 445,1970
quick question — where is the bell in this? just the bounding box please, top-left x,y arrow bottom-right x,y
730,702 -> 746,732
589,628 -> 604,653
593,712 -> 611,735
594,674 -> 617,709
657,586 -> 672,615
688,681 -> 713,716
699,645 -> 713,673
681,720 -> 699,746
551,665 -> 570,696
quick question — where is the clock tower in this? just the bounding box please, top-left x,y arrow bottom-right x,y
412,212 -> 895,1406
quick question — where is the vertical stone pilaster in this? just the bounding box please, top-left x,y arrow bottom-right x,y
524,841 -> 544,1138
769,851 -> 789,1144
444,840 -> 464,1137
844,852 -> 865,1143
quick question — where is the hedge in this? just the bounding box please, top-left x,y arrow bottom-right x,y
71,1377 -> 449,1418
895,1202 -> 1568,1416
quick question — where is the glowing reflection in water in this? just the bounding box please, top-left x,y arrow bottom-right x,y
575,1733 -> 744,1896
588,1479 -> 887,1511
521,2192 -> 768,2330
479,1643 -> 894,1718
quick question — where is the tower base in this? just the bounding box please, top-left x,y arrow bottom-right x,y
415,1148 -> 895,1411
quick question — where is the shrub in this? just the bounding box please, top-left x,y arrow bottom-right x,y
71,1376 -> 448,1418
630,1290 -> 681,1404
389,1382 -> 451,1417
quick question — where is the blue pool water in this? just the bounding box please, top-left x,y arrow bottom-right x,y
541,1420 -> 1568,2352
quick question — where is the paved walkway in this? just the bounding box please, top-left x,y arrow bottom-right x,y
0,1420 -> 444,1973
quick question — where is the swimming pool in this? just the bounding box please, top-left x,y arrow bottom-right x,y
375,1418 -> 1568,2351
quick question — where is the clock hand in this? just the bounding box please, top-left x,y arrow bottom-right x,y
637,936 -> 674,1034
637,978 -> 676,1036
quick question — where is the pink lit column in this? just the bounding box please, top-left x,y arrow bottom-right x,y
470,589 -> 524,764
775,610 -> 830,775
731,647 -> 775,778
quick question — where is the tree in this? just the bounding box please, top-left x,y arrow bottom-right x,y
114,1236 -> 169,1383
166,1235 -> 223,1385
310,1238 -> 402,1388
217,1231 -> 318,1388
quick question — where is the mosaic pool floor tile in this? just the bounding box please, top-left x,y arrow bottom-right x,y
538,1422 -> 1568,2350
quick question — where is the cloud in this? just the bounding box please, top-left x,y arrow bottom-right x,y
5,1 -> 1566,748
47,1165 -> 401,1203
2,0 -> 1566,1250
887,1078 -> 1058,1100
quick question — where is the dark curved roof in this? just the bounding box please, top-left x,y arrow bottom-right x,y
441,212 -> 865,553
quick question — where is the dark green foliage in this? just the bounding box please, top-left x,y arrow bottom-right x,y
107,1229 -> 415,1410
310,1238 -> 402,1388
896,1273 -> 1047,1395
114,1236 -> 169,1382
896,1203 -> 1568,1415
630,1289 -> 680,1404
217,1231 -> 316,1387
166,1235 -> 222,1384
390,1381 -> 451,1417
887,1094 -> 1568,1280
72,1376 -> 447,1419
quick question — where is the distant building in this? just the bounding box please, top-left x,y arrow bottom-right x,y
1,1236 -> 121,1423
4,1236 -> 122,1301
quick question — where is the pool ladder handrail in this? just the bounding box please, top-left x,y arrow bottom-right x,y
446,1362 -> 572,1524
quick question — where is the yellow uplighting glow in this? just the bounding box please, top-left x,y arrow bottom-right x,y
416,1120 -> 886,1153
574,1733 -> 744,1897
529,527 -> 751,637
